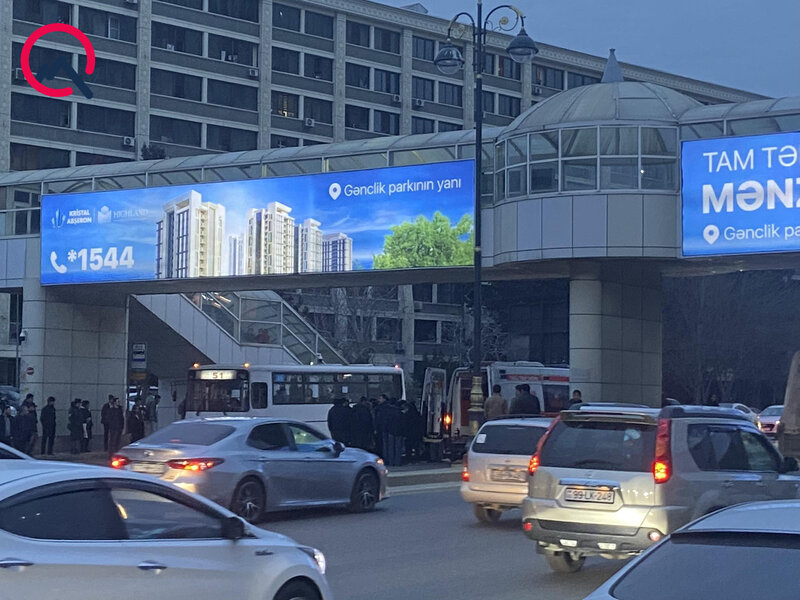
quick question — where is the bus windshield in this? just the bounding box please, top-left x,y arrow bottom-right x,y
187,370 -> 249,413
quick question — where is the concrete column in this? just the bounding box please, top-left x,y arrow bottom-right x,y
135,0 -> 153,155
258,0 -> 274,149
0,0 -> 13,171
569,262 -> 662,406
399,29 -> 413,135
332,13 -> 347,143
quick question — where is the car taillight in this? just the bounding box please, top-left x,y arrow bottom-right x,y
462,454 -> 469,482
528,454 -> 540,475
166,459 -> 224,471
653,418 -> 671,483
110,455 -> 129,469
528,415 -> 560,476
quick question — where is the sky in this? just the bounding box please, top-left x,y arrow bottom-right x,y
385,0 -> 800,98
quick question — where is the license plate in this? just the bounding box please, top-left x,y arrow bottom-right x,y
565,487 -> 615,503
130,462 -> 166,475
490,467 -> 527,483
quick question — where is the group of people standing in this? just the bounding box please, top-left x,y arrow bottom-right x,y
484,384 -> 583,419
0,394 -> 45,455
327,394 -> 425,466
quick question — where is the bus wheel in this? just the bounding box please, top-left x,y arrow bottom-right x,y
349,471 -> 379,512
232,478 -> 265,523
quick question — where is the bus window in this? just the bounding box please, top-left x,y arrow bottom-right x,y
543,384 -> 569,412
251,382 -> 268,409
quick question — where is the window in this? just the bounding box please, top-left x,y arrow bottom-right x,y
562,128 -> 597,156
415,320 -> 437,343
498,94 -> 521,117
208,0 -> 259,22
206,125 -> 257,152
641,127 -> 677,155
272,91 -> 299,118
412,36 -> 435,61
687,424 -> 748,471
273,372 -> 401,405
374,28 -> 400,53
498,56 -> 521,80
272,47 -> 300,74
13,0 -> 70,24
305,11 -> 334,38
152,22 -> 202,55
345,105 -> 370,130
288,424 -> 328,451
482,91 -> 495,114
412,77 -> 434,101
345,64 -> 370,88
534,65 -> 563,89
530,131 -> 559,160
641,158 -> 677,190
76,153 -> 130,166
208,34 -> 256,66
304,54 -> 333,81
247,423 -> 291,450
304,98 -> 333,124
376,318 -> 400,341
374,69 -> 400,94
438,121 -> 461,132
600,158 -> 638,189
0,486 -> 124,540
741,431 -> 781,471
374,110 -> 400,135
79,8 -> 137,42
439,82 -> 463,107
540,421 -> 657,472
346,21 -> 370,47
110,487 -> 224,540
250,383 -> 268,410
151,69 -> 201,101
600,126 -> 638,155
567,72 -> 600,88
208,80 -> 258,111
77,105 -> 135,136
10,144 -> 69,171
562,159 -> 597,191
271,135 -> 299,148
11,94 -> 70,128
412,117 -> 435,135
79,57 -> 136,90
159,0 -> 203,8
272,3 -> 300,30
151,115 -> 201,146
147,422 -> 236,445
472,424 -> 547,455
483,52 -> 495,75
413,283 -> 433,302
507,165 -> 527,197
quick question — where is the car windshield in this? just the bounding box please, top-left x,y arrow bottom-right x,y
472,424 -> 548,455
761,406 -> 784,417
612,531 -> 800,600
143,423 -> 235,446
540,420 -> 656,472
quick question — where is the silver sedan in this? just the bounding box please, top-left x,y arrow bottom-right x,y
113,417 -> 388,522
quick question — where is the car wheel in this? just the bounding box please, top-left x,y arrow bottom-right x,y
545,551 -> 585,573
349,470 -> 379,512
231,478 -> 265,523
273,580 -> 321,600
473,505 -> 502,523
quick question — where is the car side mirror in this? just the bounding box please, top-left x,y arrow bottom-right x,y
221,516 -> 246,540
780,456 -> 799,473
333,441 -> 345,455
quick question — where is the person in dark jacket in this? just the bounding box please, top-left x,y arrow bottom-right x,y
327,398 -> 351,445
350,397 -> 374,451
68,399 -> 82,454
21,394 -> 37,453
403,402 -> 425,461
127,405 -> 145,443
79,400 -> 92,453
40,396 -> 56,455
105,397 -> 125,456
385,399 -> 405,466
14,404 -> 36,454
0,406 -> 14,447
100,394 -> 114,452
509,383 -> 541,415
373,394 -> 392,462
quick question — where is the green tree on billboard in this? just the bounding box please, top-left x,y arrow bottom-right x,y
373,212 -> 473,269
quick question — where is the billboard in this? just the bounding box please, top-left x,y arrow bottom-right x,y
682,131 -> 800,256
41,160 -> 474,285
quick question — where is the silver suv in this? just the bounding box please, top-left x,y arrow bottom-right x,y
522,404 -> 800,573
461,417 -> 552,522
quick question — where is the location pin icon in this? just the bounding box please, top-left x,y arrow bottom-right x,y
703,224 -> 719,245
329,182 -> 341,200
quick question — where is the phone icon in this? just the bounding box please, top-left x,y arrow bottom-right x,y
50,251 -> 67,274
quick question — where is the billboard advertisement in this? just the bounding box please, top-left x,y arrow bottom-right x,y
682,131 -> 800,256
41,160 -> 474,285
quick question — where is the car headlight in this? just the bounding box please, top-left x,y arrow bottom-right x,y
376,458 -> 385,466
298,546 -> 326,574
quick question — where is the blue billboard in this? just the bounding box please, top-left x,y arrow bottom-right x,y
41,160 -> 475,285
682,131 -> 800,256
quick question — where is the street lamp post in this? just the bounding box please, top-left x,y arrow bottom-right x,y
435,2 -> 538,437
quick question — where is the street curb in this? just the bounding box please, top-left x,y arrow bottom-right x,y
387,482 -> 462,496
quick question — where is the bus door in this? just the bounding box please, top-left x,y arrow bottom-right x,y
421,368 -> 447,437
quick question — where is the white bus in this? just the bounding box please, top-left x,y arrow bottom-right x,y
185,363 -> 406,435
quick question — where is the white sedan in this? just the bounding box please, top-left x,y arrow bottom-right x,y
0,462 -> 331,600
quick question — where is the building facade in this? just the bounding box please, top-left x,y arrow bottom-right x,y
322,232 -> 352,272
295,217 -> 322,273
228,233 -> 243,276
246,202 -> 295,274
1,0 -> 764,176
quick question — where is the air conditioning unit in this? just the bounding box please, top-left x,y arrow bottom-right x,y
122,136 -> 136,148
413,98 -> 425,108
165,43 -> 176,51
392,94 -> 402,104
124,0 -> 138,5
304,117 -> 316,128
533,86 -> 543,96
248,67 -> 259,79
12,68 -> 24,81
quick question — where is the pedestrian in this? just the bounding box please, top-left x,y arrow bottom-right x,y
484,384 -> 508,420
385,398 -> 405,466
40,396 -> 56,455
327,398 -> 351,445
404,402 -> 425,460
100,394 -> 114,452
68,399 -> 82,454
568,389 -> 584,409
127,404 -> 145,443
79,400 -> 92,452
14,404 -> 36,455
350,397 -> 374,451
509,383 -> 541,415
374,394 -> 392,462
21,394 -> 38,453
144,393 -> 160,436
106,396 -> 125,456
0,405 -> 14,447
